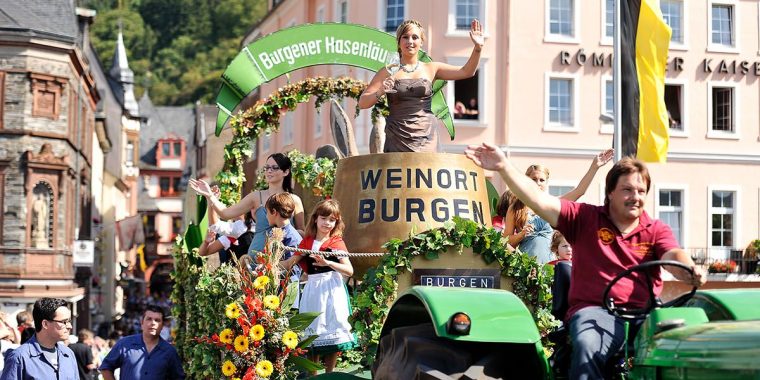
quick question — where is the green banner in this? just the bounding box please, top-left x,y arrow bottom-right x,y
215,23 -> 454,139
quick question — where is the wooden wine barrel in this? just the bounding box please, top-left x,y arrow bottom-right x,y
332,152 -> 492,276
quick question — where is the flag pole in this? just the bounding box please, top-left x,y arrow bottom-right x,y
613,0 -> 623,163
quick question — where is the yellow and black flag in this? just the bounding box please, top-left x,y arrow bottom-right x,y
620,0 -> 671,162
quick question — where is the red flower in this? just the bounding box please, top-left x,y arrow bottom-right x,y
211,334 -> 219,342
242,367 -> 255,380
245,295 -> 255,313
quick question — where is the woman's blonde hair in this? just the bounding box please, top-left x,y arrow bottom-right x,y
395,20 -> 425,55
525,164 -> 550,180
305,199 -> 345,238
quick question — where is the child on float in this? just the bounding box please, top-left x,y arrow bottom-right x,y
280,199 -> 356,374
547,230 -> 573,266
548,231 -> 572,322
198,185 -> 255,264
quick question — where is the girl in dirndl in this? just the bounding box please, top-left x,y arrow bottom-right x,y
281,199 -> 356,373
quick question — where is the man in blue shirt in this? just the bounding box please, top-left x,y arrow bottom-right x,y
0,297 -> 80,380
99,305 -> 184,380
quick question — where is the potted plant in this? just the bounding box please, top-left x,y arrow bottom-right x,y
708,260 -> 737,274
746,239 -> 760,274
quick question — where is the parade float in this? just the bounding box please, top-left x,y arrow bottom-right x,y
171,23 -> 760,380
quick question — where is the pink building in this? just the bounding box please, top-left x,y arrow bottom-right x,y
239,0 -> 760,267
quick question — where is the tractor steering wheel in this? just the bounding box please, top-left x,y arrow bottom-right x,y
602,260 -> 698,320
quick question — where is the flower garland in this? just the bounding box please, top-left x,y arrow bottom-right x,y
216,77 -> 387,204
349,217 -> 560,365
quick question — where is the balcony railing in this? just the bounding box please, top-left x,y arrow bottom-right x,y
685,248 -> 759,275
0,247 -> 75,279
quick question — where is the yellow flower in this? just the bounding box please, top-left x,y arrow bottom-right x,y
253,275 -> 270,290
256,360 -> 274,378
263,295 -> 280,310
219,328 -> 234,344
233,335 -> 249,352
222,360 -> 236,377
250,324 -> 265,342
225,302 -> 241,319
282,331 -> 298,349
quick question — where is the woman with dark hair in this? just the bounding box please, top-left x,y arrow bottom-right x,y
189,153 -> 305,254
358,18 -> 484,152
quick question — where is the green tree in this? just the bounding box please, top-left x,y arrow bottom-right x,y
89,8 -> 155,96
88,0 -> 267,106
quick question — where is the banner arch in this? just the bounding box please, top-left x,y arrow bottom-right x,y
214,23 -> 454,138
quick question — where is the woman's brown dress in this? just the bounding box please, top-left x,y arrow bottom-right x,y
383,78 -> 439,152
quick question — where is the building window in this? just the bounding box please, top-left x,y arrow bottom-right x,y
337,0 -> 348,23
144,214 -> 156,237
604,0 -> 613,38
161,142 -> 170,156
316,6 -> 325,23
664,84 -> 683,131
315,110 -> 323,137
173,142 -> 181,156
172,216 -> 182,236
661,0 -> 683,44
125,141 -> 135,166
710,190 -> 734,247
549,78 -> 573,126
711,87 -> 733,132
282,112 -> 294,146
455,0 -> 479,30
711,4 -> 734,47
549,0 -> 574,37
30,73 -> 65,120
385,0 -> 404,32
658,189 -> 683,245
604,79 -> 613,118
549,185 -> 574,197
159,177 -> 170,193
453,73 -> 479,121
159,176 -> 181,197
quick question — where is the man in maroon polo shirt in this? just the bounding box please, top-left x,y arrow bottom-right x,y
466,143 -> 706,380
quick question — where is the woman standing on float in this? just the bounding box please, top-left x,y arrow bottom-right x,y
359,19 -> 484,152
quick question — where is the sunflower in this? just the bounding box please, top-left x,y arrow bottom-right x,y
249,324 -> 265,341
233,335 -> 249,352
255,360 -> 274,378
225,302 -> 241,319
253,275 -> 270,290
263,295 -> 280,310
282,331 -> 298,349
222,360 -> 237,377
219,328 -> 234,344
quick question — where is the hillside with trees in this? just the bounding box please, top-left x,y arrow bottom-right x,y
86,0 -> 267,105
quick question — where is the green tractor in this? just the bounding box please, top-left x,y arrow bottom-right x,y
316,260 -> 760,379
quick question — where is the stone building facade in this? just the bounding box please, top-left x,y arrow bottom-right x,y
0,1 -> 100,317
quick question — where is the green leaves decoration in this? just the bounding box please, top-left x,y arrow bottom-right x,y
348,217 -> 559,366
216,76 -> 385,204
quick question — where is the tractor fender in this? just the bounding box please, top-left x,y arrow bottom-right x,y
379,286 -> 542,344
